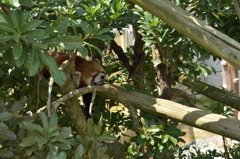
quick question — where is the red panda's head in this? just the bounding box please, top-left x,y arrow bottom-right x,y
74,56 -> 106,87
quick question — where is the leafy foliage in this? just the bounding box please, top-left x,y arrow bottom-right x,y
1,0 -> 240,158
126,119 -> 186,158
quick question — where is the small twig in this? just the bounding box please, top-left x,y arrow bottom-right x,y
47,77 -> 54,116
37,86 -> 94,114
108,85 -> 141,133
89,87 -> 96,115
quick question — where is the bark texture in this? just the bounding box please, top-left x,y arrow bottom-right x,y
94,84 -> 240,141
178,74 -> 240,111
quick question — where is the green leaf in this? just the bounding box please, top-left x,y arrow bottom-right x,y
11,98 -> 27,112
0,149 -> 14,158
75,144 -> 84,159
13,116 -> 34,125
0,12 -> 12,24
14,45 -> 26,67
0,123 -> 8,130
138,134 -> 146,146
22,20 -> 42,32
169,136 -> 177,145
11,10 -> 22,32
21,122 -> 44,136
199,65 -> 208,77
91,35 -> 112,42
77,45 -> 88,58
2,49 -> 15,67
39,51 -> 66,85
0,44 -> 11,52
0,112 -> 13,121
98,134 -> 116,142
146,126 -> 160,133
47,36 -> 83,50
78,20 -> 90,33
39,112 -> 48,133
19,136 -> 38,147
0,23 -> 16,33
56,127 -> 72,139
0,34 -> 12,42
57,152 -> 66,159
25,145 -> 39,156
85,42 -> 102,56
37,136 -> 47,148
4,0 -> 20,7
26,48 -> 40,76
49,114 -> 58,131
25,29 -> 49,40
96,146 -> 106,159
12,41 -> 22,60
0,129 -> 16,140
94,124 -> 101,135
19,0 -> 36,7
52,139 -> 71,150
97,28 -> 110,35
161,134 -> 169,143
46,17 -> 69,35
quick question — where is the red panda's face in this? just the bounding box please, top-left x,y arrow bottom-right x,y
76,58 -> 106,87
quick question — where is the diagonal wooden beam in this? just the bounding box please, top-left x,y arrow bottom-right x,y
130,0 -> 240,69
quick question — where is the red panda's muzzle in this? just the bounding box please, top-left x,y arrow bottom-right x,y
93,72 -> 106,85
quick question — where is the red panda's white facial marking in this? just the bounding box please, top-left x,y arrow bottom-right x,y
93,72 -> 105,85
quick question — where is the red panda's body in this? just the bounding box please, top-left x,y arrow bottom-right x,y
42,53 -> 106,118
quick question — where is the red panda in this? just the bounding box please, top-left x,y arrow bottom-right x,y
41,53 -> 106,118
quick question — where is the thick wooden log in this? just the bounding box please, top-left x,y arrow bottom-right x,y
178,74 -> 240,111
94,84 -> 240,141
130,0 -> 240,69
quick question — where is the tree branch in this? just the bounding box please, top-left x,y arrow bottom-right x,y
110,40 -> 130,71
233,0 -> 240,20
178,74 -> 240,111
43,83 -> 240,141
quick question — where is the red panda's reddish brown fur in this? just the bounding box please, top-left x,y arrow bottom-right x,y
41,53 -> 106,118
42,53 -> 106,87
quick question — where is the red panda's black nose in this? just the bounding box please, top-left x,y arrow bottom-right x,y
101,75 -> 105,80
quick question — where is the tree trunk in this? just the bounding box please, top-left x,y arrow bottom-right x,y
58,55 -> 88,138
130,0 -> 240,69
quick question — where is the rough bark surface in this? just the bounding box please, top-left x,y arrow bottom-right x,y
93,84 -> 240,141
178,74 -> 240,111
